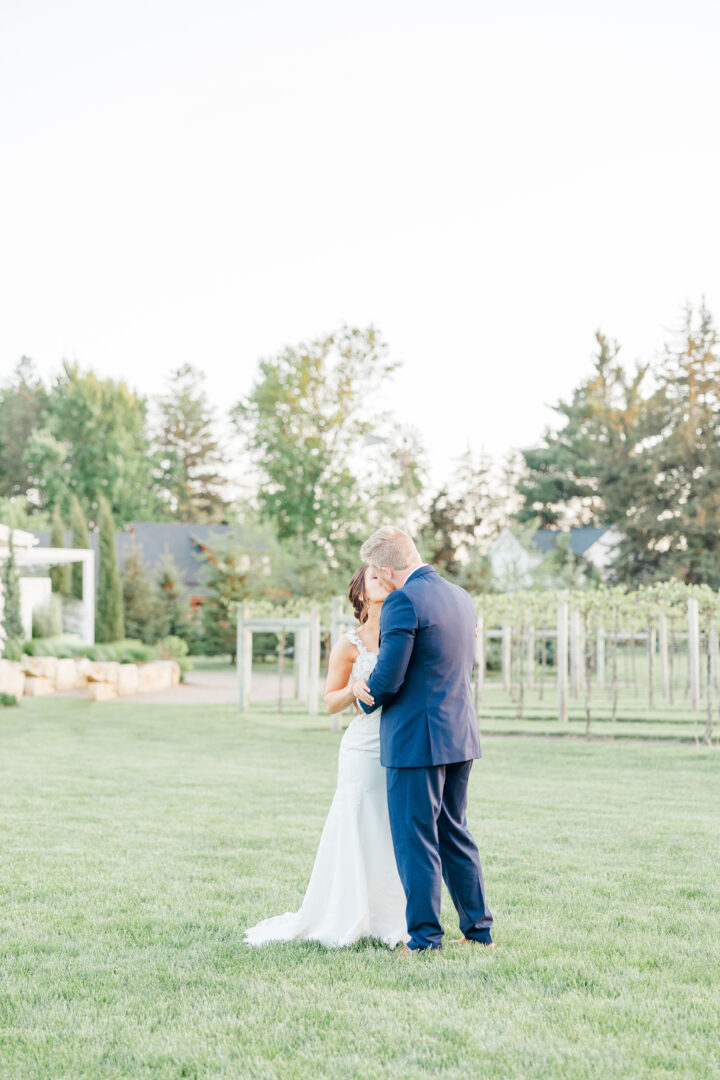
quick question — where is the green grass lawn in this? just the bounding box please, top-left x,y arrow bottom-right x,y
1,700 -> 719,1079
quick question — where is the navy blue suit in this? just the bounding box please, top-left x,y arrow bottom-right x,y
359,565 -> 493,949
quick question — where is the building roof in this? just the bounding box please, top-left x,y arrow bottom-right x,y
31,521 -> 252,595
530,527 -> 609,556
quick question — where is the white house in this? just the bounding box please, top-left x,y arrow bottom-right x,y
487,526 -> 623,590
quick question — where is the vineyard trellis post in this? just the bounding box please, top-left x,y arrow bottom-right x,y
557,596 -> 569,723
570,609 -> 582,699
688,597 -> 700,711
474,616 -> 485,712
596,628 -> 605,688
658,612 -> 669,700
502,624 -> 512,693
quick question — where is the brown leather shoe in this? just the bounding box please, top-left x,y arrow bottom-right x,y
396,944 -> 416,958
449,937 -> 497,949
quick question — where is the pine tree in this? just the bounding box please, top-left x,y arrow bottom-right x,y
154,550 -> 191,640
49,506 -> 72,595
1,531 -> 24,660
121,538 -> 159,644
155,365 -> 228,522
96,494 -> 124,643
69,496 -> 90,600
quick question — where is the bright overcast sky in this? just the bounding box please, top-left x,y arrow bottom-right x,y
2,0 -> 719,488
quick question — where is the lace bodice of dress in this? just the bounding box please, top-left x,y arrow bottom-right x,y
345,627 -> 378,683
341,628 -> 381,752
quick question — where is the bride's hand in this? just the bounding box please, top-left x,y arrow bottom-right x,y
351,679 -> 374,706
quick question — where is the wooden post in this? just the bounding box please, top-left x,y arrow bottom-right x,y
526,625 -> 535,690
595,628 -> 605,688
569,609 -> 582,699
710,624 -> 719,692
308,605 -> 321,719
330,596 -> 343,649
658,612 -> 669,700
237,604 -> 252,713
474,617 -> 485,713
557,596 -> 569,723
688,597 -> 700,711
277,629 -> 286,713
296,626 -> 309,705
647,623 -> 656,710
502,624 -> 512,693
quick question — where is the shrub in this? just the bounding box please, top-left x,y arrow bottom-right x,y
0,692 -> 18,707
154,635 -> 192,679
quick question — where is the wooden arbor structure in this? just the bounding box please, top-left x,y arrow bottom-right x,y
236,598 -> 362,728
236,604 -> 323,715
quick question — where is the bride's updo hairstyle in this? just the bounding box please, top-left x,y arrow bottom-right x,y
348,566 -> 369,624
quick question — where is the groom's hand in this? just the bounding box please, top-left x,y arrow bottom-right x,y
351,679 -> 374,707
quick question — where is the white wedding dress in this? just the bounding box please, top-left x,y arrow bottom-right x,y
244,629 -> 408,948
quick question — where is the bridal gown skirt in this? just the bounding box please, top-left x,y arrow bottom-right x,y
244,714 -> 408,949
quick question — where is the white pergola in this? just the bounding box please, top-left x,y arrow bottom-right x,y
0,527 -> 95,645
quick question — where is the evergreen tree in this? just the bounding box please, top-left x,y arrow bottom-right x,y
69,495 -> 90,600
517,333 -> 648,528
49,506 -> 72,596
154,550 -> 191,640
96,494 -> 124,643
1,532 -> 24,660
121,539 -> 159,644
155,365 -> 228,522
613,301 -> 720,585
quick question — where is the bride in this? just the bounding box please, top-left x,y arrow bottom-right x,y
244,564 -> 408,948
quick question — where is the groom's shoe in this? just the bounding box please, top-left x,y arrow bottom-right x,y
396,944 -> 416,959
449,937 -> 497,949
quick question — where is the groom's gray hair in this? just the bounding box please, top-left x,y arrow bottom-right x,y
360,525 -> 420,571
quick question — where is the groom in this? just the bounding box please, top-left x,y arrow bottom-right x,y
352,525 -> 494,953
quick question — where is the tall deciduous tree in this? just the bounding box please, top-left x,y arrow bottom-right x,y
155,365 -> 228,523
96,494 -> 124,643
24,362 -> 160,524
0,358 -> 49,500
231,325 -> 399,577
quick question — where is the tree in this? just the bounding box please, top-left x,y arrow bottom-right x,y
154,550 -> 192,640
69,496 -> 90,600
49,507 -> 72,596
155,365 -> 228,522
198,522 -> 293,658
96,494 -> 124,643
24,362 -> 160,524
231,325 -> 399,575
421,450 -> 502,579
122,538 -> 159,644
1,532 -> 24,660
0,358 -> 49,500
613,301 -> 720,586
517,333 -> 648,528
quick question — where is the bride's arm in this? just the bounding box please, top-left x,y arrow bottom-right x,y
324,638 -> 361,715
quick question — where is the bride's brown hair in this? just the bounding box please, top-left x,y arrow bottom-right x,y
348,566 -> 369,624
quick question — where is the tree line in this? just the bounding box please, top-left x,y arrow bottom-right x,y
2,299 -> 719,656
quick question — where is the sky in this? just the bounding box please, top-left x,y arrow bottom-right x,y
1,0 -> 719,489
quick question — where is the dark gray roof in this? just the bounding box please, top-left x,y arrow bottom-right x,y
531,527 -> 609,556
31,522 -> 253,595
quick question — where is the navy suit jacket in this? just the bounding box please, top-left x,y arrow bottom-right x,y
359,565 -> 481,768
